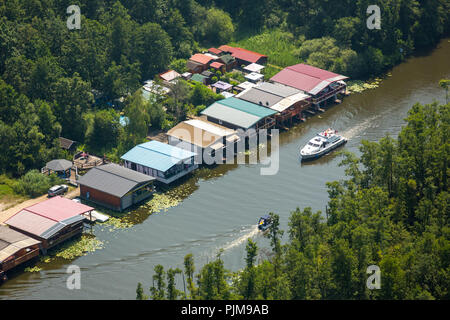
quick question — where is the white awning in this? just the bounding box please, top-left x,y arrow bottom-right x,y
244,63 -> 265,73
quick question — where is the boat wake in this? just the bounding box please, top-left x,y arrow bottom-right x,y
221,225 -> 260,253
340,114 -> 381,140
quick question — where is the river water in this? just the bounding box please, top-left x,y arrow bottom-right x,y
1,38 -> 449,300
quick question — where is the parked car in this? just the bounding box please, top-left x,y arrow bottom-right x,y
48,184 -> 68,197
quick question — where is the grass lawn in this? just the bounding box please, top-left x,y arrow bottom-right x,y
229,29 -> 304,78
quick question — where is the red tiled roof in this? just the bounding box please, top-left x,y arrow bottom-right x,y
210,62 -> 225,69
218,45 -> 267,64
159,70 -> 181,82
189,53 -> 214,65
270,64 -> 348,95
208,48 -> 223,55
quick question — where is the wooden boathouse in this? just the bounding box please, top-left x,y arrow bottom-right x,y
4,197 -> 94,253
270,63 -> 348,109
0,225 -> 41,278
167,119 -> 240,162
236,82 -> 311,126
121,141 -> 198,184
77,163 -> 155,212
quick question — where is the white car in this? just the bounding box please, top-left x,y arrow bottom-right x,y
48,184 -> 69,197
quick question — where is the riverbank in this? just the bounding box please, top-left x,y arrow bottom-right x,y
0,38 -> 448,300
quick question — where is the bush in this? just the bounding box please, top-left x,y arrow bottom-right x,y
169,59 -> 188,74
13,170 -> 64,198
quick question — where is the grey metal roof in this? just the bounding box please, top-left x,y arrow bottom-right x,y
40,215 -> 85,240
257,82 -> 302,98
77,163 -> 154,198
237,88 -> 284,108
46,159 -> 73,171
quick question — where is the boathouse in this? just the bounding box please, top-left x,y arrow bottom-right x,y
237,82 -> 312,125
121,141 -> 198,184
200,97 -> 277,131
270,64 -> 348,108
77,164 -> 155,212
167,119 -> 239,162
0,225 -> 41,276
5,196 -> 94,252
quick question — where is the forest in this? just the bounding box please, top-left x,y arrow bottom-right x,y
136,101 -> 449,300
0,0 -> 448,180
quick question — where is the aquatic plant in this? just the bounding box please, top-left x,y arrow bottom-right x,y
103,216 -> 134,230
54,235 -> 104,260
146,193 -> 181,214
347,79 -> 382,93
24,266 -> 42,273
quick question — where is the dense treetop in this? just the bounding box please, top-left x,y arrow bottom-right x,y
138,101 -> 449,300
0,0 -> 448,176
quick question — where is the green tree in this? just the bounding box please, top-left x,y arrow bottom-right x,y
150,264 -> 166,300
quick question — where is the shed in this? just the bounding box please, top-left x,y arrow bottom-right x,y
218,54 -> 237,71
121,141 -> 198,184
190,73 -> 208,85
59,137 -> 77,151
5,196 -> 94,252
245,72 -> 265,84
210,62 -> 225,73
221,91 -> 235,99
181,72 -> 192,80
212,81 -> 233,93
0,225 -> 41,274
235,81 -> 257,93
201,70 -> 215,78
159,70 -> 181,83
244,63 -> 265,74
77,163 -> 155,212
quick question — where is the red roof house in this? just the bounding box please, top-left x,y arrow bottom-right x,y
5,196 -> 94,251
188,54 -> 216,74
218,45 -> 267,65
208,48 -> 223,55
270,64 -> 348,96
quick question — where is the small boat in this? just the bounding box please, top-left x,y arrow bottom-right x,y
91,210 -> 110,223
258,215 -> 272,231
300,128 -> 347,161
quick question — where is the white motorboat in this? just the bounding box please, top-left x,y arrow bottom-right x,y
300,128 -> 347,161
